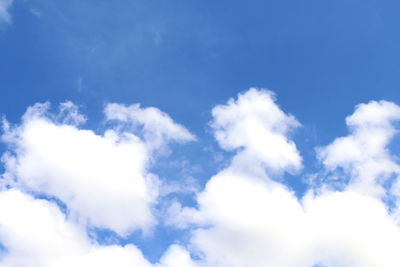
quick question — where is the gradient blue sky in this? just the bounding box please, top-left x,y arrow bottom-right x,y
2,0 -> 400,266
3,0 -> 400,131
3,0 -> 400,181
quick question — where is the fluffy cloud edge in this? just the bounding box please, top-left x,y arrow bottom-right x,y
0,101 -> 195,236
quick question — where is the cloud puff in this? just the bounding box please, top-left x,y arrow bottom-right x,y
0,0 -> 13,24
210,88 -> 302,175
105,103 -> 196,150
1,101 -> 194,235
317,100 -> 400,197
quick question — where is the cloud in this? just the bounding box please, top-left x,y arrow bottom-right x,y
0,0 -> 13,24
1,101 -> 194,235
105,103 -> 196,150
155,245 -> 197,267
168,90 -> 400,267
210,88 -> 302,175
183,172 -> 400,267
2,89 -> 400,266
0,189 -> 156,267
317,100 -> 400,197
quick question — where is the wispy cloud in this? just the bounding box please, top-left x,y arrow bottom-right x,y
0,0 -> 13,24
29,7 -> 41,17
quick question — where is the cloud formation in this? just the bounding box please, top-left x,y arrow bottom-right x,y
210,89 -> 302,175
168,89 -> 400,267
1,101 -> 194,235
105,103 -> 196,150
1,88 -> 400,266
0,189 -> 154,267
317,100 -> 400,197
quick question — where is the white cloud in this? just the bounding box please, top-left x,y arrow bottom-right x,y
317,100 -> 400,197
0,189 -> 156,267
0,0 -> 13,24
211,88 -> 302,175
2,89 -> 400,267
167,91 -> 400,267
156,245 -> 197,267
187,175 -> 400,267
1,101 -> 194,235
0,188 -> 199,267
188,171 -> 311,267
105,103 -> 196,151
303,190 -> 400,267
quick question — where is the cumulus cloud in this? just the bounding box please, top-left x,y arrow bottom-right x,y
0,189 -> 157,267
317,100 -> 400,197
168,89 -> 400,267
211,88 -> 302,175
1,101 -> 194,235
182,173 -> 400,267
2,88 -> 400,267
0,0 -> 13,24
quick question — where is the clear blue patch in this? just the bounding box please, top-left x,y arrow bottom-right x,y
33,193 -> 70,215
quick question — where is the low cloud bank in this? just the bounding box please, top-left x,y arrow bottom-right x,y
1,89 -> 400,267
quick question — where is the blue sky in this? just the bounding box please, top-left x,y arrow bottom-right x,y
1,1 -> 400,266
3,0 -> 400,130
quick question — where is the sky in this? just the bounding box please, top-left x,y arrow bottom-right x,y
1,0 -> 400,266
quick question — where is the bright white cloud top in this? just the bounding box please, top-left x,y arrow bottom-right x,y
210,89 -> 302,174
1,88 -> 400,267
